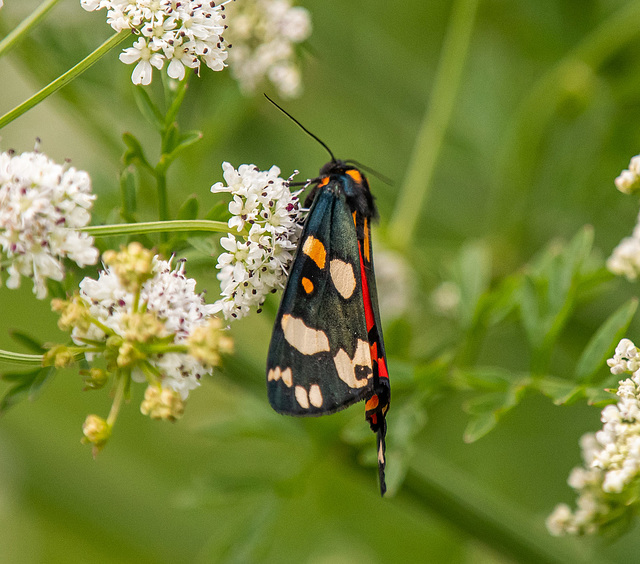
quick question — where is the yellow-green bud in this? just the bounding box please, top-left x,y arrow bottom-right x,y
187,317 -> 233,368
121,311 -> 165,343
103,242 -> 154,293
81,414 -> 111,457
140,386 -> 185,422
42,345 -> 76,368
82,368 -> 109,390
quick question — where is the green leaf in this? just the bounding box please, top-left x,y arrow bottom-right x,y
586,386 -> 618,407
456,241 -> 491,327
574,298 -> 638,384
186,236 -> 217,256
205,201 -> 231,222
534,376 -> 582,405
519,275 -> 543,348
463,411 -> 498,443
0,380 -> 33,415
463,391 -> 508,415
1,368 -> 41,383
122,132 -> 151,169
119,166 -> 138,220
133,86 -> 164,131
164,130 -> 202,163
29,367 -> 54,400
454,367 -> 513,391
9,330 -> 46,353
176,196 -> 199,220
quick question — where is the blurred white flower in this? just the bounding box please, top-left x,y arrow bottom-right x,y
81,0 -> 228,85
615,155 -> 640,195
374,248 -> 414,320
607,210 -> 640,280
225,0 -> 312,98
547,338 -> 640,535
211,162 -> 303,319
0,149 -> 98,298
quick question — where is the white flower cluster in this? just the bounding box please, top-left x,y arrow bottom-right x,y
225,0 -> 312,98
211,162 -> 302,320
547,338 -> 640,536
76,256 -> 216,398
607,210 -> 640,280
0,150 -> 98,299
81,0 -> 228,85
615,155 -> 640,195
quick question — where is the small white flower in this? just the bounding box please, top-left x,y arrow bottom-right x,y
211,162 -> 303,320
82,0 -> 228,85
225,0 -> 312,98
0,149 -> 98,298
615,154 -> 640,194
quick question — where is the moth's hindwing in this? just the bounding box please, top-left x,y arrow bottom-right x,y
267,182 -> 374,416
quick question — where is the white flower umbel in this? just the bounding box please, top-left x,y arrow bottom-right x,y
607,211 -> 640,280
74,251 -> 219,399
81,0 -> 229,85
0,150 -> 98,299
48,244 -> 232,455
211,162 -> 303,320
225,0 -> 312,98
547,338 -> 640,536
615,155 -> 640,195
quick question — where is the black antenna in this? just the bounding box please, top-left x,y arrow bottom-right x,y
264,94 -> 336,163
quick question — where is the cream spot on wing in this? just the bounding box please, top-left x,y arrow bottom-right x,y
295,385 -> 309,409
378,441 -> 385,464
267,366 -> 293,388
281,314 -> 330,355
333,340 -> 372,389
330,259 -> 356,299
309,384 -> 323,407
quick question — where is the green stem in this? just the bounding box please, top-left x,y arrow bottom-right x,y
0,29 -> 131,130
403,455 -> 594,564
82,219 -> 237,237
155,173 -> 170,243
388,0 -> 479,249
0,0 -> 63,58
106,371 -> 129,428
0,349 -> 43,365
490,1 -> 640,234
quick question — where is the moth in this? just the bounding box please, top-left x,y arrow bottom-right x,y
265,97 -> 390,495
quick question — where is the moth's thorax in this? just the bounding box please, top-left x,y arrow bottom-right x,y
315,160 -> 377,219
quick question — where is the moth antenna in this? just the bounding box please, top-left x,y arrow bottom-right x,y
264,94 -> 337,163
344,159 -> 394,186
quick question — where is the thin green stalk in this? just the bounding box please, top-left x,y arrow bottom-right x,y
106,372 -> 128,427
0,29 -> 131,130
388,0 -> 479,249
490,1 -> 640,233
0,0 -> 63,58
403,455 -> 595,564
82,219 -> 236,237
155,173 -> 170,242
0,349 -> 42,365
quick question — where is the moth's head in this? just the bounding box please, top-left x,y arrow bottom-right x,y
318,160 -> 368,186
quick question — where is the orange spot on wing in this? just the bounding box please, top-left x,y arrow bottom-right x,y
346,169 -> 363,184
302,236 -> 326,269
365,395 -> 379,411
301,277 -> 314,294
318,177 -> 330,188
364,218 -> 370,262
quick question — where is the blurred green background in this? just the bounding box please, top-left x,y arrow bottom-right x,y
2,0 -> 640,562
